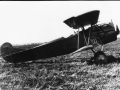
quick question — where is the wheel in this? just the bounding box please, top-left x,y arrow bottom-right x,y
94,51 -> 108,64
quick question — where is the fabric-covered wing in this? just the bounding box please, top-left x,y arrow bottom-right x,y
64,10 -> 100,29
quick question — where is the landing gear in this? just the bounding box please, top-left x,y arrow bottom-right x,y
94,51 -> 108,64
89,43 -> 108,64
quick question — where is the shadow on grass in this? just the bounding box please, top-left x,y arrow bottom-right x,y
87,55 -> 120,65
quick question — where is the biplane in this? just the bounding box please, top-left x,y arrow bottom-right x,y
1,10 -> 120,64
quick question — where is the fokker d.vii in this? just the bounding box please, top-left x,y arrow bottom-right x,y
1,10 -> 120,64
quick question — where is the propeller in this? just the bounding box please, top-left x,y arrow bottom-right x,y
116,25 -> 120,35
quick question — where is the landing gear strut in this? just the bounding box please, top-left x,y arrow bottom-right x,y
90,45 -> 108,65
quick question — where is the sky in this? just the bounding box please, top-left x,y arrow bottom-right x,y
0,1 -> 120,45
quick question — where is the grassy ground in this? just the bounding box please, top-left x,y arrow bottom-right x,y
0,39 -> 120,90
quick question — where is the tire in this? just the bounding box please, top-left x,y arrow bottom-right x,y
94,51 -> 108,64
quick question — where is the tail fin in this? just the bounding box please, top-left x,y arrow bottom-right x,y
1,42 -> 13,57
1,42 -> 14,62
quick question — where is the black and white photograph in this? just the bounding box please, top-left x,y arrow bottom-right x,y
0,1 -> 120,90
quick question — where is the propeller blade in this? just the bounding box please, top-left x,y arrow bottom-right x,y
116,25 -> 120,35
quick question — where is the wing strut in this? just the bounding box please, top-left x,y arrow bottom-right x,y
82,26 -> 88,46
72,24 -> 93,55
81,24 -> 92,46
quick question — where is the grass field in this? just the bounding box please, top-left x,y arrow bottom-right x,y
0,39 -> 120,90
